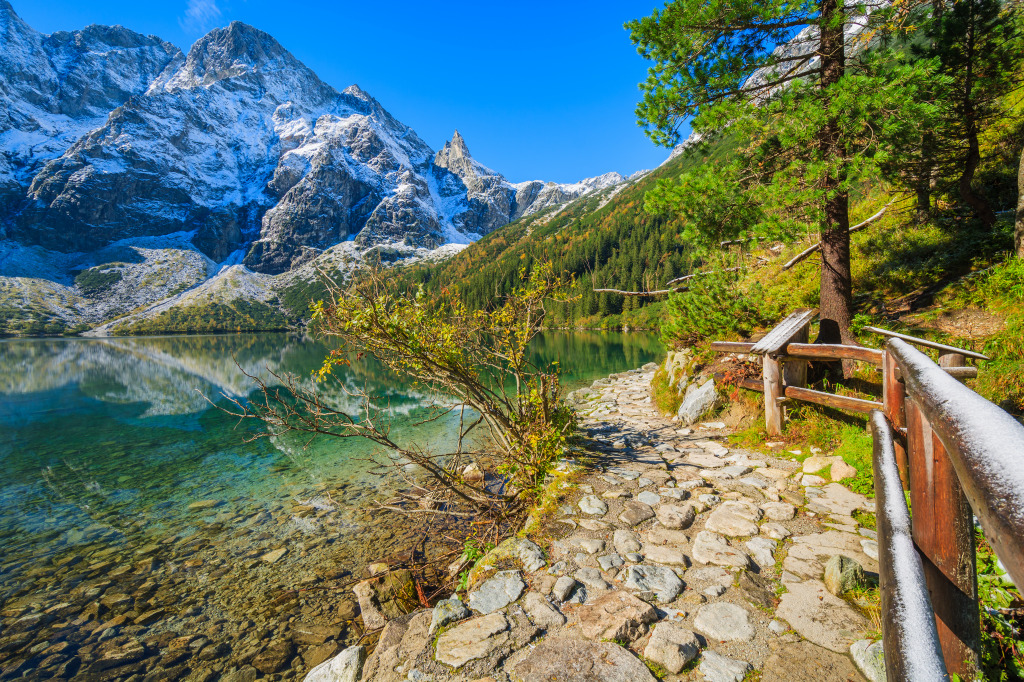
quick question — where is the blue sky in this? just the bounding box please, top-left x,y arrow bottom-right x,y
17,0 -> 682,183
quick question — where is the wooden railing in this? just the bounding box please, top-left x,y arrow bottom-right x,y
711,313 -> 1024,680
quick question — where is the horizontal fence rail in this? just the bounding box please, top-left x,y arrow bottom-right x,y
871,412 -> 951,681
710,313 -> 1024,680
888,338 -> 1024,588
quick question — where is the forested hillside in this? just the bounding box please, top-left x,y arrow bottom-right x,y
395,140 -> 738,331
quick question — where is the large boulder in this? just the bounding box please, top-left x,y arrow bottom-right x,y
677,379 -> 718,425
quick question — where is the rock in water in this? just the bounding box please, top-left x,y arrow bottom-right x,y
302,645 -> 365,682
352,580 -> 386,630
823,555 -> 865,596
462,462 -> 485,484
643,622 -> 700,673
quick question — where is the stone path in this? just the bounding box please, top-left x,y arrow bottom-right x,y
314,364 -> 888,682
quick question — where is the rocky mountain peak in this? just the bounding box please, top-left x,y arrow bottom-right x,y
435,130 -> 495,180
162,20 -> 297,91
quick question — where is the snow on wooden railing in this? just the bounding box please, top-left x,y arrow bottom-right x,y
870,411 -> 950,681
711,314 -> 1023,679
880,338 -> 1024,679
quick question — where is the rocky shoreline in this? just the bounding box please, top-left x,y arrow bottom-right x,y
1,361 -> 889,682
303,362 -> 888,682
0,476 -> 441,681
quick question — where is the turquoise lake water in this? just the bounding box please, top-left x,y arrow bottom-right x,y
0,330 -> 662,677
0,331 -> 662,583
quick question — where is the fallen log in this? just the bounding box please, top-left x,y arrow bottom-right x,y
782,203 -> 891,271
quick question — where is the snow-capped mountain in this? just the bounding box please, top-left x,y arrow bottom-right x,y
0,0 -> 181,217
1,5 -> 627,277
0,2 -> 635,334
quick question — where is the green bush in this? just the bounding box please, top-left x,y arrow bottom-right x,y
660,272 -> 780,347
74,267 -> 123,297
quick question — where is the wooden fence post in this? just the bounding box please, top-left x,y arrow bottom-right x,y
906,396 -> 980,678
882,350 -> 910,489
763,356 -> 783,436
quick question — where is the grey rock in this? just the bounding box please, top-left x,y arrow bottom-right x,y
768,620 -> 788,635
637,491 -> 661,505
692,531 -> 751,569
467,571 -> 524,614
694,603 -> 755,642
301,645 -> 364,682
621,564 -> 684,603
744,537 -> 778,568
703,585 -> 726,597
677,379 -> 718,425
577,590 -> 658,642
577,495 -> 608,516
513,637 -> 657,681
551,576 -> 576,602
704,500 -> 762,537
522,592 -> 566,628
655,503 -> 696,530
434,612 -> 509,668
850,639 -> 887,682
618,500 -> 655,526
643,622 -> 700,674
698,651 -> 753,682
597,553 -> 624,571
823,555 -> 866,596
613,529 -> 642,554
761,501 -> 797,521
573,568 -> 610,592
428,598 -> 470,635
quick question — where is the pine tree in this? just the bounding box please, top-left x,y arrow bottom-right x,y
628,0 -> 933,346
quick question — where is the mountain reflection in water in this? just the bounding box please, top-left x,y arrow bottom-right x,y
0,330 -> 662,545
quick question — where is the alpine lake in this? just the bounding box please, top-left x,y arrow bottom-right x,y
0,330 -> 662,680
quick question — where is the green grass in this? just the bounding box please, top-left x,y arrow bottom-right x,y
114,299 -> 291,335
74,266 -> 123,296
650,366 -> 683,416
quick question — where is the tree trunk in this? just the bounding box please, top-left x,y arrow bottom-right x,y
957,0 -> 997,228
959,127 -> 997,227
815,0 -> 856,360
1017,144 -> 1024,257
916,180 -> 931,219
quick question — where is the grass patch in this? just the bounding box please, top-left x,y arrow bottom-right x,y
74,266 -> 123,297
851,509 -> 876,530
845,581 -> 882,640
651,366 -> 683,416
976,531 -> 1024,680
